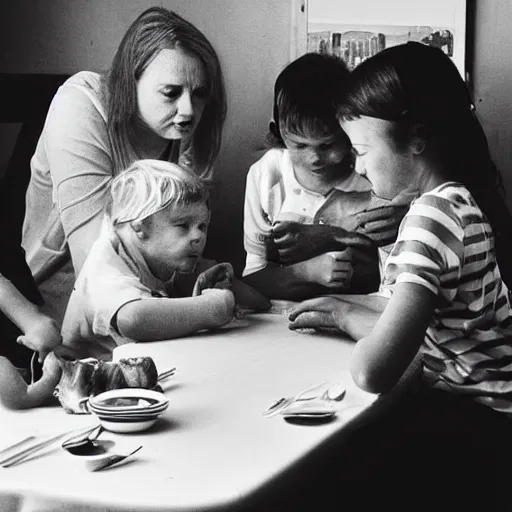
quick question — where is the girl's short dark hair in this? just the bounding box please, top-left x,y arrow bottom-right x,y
268,52 -> 350,147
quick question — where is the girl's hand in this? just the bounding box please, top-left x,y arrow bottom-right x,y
305,250 -> 354,290
17,317 -> 62,363
354,205 -> 408,247
288,296 -> 349,332
192,263 -> 234,297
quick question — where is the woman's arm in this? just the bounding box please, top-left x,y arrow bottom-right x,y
350,282 -> 435,394
44,76 -> 113,274
115,289 -> 235,341
0,275 -> 61,360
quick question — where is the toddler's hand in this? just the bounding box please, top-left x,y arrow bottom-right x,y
201,288 -> 236,327
193,263 -> 234,297
17,316 -> 62,363
305,250 -> 354,289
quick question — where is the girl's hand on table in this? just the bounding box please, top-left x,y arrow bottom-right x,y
288,296 -> 349,332
17,317 -> 62,363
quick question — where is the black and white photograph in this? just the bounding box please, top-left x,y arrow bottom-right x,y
1,1 -> 512,511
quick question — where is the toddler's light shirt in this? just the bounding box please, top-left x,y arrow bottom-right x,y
61,219 -> 175,360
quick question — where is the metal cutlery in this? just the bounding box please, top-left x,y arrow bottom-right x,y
263,381 -> 346,418
85,445 -> 143,472
0,436 -> 37,460
157,367 -> 176,382
0,424 -> 100,467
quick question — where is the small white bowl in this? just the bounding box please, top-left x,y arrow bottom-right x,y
99,418 -> 158,433
89,388 -> 168,412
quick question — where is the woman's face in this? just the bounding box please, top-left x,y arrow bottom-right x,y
340,116 -> 416,200
137,48 -> 208,141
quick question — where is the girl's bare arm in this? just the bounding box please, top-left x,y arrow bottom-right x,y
350,282 -> 434,394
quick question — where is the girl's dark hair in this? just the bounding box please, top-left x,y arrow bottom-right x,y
268,52 -> 350,147
105,7 -> 226,181
337,42 -> 512,288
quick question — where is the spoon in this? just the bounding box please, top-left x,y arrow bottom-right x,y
263,382 -> 346,418
61,425 -> 104,455
85,445 -> 143,472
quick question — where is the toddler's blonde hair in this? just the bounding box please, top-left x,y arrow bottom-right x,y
109,159 -> 209,225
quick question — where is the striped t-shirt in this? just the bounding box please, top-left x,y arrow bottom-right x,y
381,182 -> 512,415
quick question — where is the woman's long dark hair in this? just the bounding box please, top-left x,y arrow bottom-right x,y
338,42 -> 512,288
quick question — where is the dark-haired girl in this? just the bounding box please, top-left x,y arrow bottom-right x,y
289,42 -> 512,510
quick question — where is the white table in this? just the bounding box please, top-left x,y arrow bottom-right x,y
0,312 -> 399,512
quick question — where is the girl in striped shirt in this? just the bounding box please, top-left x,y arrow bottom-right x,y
287,42 -> 512,510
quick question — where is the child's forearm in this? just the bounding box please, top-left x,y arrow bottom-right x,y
0,275 -> 43,333
243,263 -> 327,301
116,294 -> 234,342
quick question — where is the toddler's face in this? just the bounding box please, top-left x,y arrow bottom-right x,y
340,116 -> 416,200
141,201 -> 210,281
282,130 -> 352,186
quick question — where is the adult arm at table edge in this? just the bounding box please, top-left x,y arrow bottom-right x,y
115,290 -> 235,341
0,275 -> 62,360
0,353 -> 62,409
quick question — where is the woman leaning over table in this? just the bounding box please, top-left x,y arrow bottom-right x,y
22,6 -> 226,324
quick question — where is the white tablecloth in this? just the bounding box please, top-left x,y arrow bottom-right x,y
0,313 -> 387,511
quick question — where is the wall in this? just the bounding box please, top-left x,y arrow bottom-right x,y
0,0 -> 293,272
472,1 -> 512,210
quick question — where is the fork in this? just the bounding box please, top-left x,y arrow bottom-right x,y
157,368 -> 176,382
